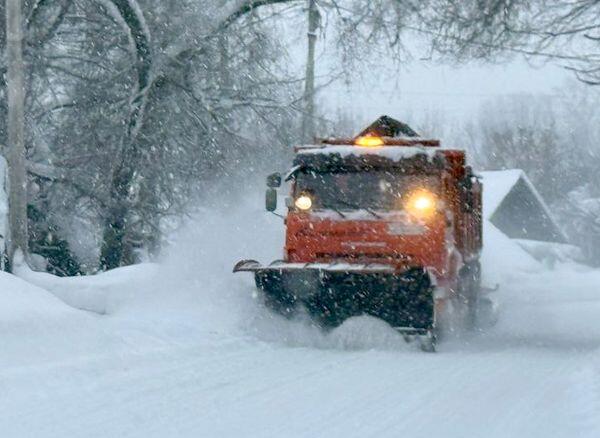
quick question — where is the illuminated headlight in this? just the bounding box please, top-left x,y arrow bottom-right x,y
405,189 -> 437,218
294,194 -> 313,211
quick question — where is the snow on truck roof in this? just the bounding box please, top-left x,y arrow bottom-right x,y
296,144 -> 439,162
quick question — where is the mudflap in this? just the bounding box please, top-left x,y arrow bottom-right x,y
254,266 -> 435,335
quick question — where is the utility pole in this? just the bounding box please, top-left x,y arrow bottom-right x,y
301,0 -> 320,143
5,0 -> 28,270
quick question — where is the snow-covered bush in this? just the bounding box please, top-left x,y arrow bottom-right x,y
555,185 -> 600,266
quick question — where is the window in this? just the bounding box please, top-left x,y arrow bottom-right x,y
295,170 -> 440,211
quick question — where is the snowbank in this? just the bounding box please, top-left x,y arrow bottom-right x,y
0,271 -> 126,369
0,271 -> 77,324
13,196 -> 284,334
481,221 -> 542,284
515,239 -> 584,265
488,263 -> 600,346
16,263 -> 161,315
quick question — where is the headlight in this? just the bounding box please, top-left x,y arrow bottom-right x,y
294,194 -> 313,211
405,189 -> 437,218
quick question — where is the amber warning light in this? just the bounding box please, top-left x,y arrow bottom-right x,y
354,135 -> 384,147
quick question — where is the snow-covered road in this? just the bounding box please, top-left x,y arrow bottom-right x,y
3,203 -> 600,437
5,328 -> 600,438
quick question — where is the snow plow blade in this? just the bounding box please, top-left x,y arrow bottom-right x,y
234,260 -> 435,333
233,259 -> 397,274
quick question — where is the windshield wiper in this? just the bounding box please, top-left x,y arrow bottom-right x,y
329,206 -> 346,219
335,199 -> 382,219
363,207 -> 382,219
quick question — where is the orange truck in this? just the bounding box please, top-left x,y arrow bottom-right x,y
234,116 -> 483,351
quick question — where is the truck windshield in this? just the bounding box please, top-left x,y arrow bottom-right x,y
295,170 -> 440,211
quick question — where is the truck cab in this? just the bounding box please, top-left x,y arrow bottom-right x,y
235,116 -> 483,350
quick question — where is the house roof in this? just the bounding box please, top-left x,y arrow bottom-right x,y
480,169 -> 524,220
480,169 -> 568,243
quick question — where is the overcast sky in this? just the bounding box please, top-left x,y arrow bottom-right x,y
280,9 -> 574,135
320,58 -> 571,131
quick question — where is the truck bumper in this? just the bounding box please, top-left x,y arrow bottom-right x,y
234,260 -> 435,333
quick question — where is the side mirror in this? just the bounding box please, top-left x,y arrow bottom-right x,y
266,172 -> 282,188
266,188 -> 277,212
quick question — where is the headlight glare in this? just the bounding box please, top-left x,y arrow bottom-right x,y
294,194 -> 313,211
405,189 -> 437,218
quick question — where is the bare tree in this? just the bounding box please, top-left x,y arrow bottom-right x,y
424,0 -> 600,84
5,0 -> 28,269
98,0 -> 153,270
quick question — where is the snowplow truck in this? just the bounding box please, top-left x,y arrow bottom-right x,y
234,116 -> 483,350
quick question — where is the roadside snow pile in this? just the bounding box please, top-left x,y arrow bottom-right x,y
16,263 -> 161,315
13,196 -> 283,338
0,271 -> 124,369
488,263 -> 600,347
481,221 -> 542,285
478,222 -> 600,346
515,239 -> 583,266
0,271 -> 77,328
478,220 -> 600,348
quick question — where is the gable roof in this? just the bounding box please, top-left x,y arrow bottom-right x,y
480,169 -> 568,244
480,169 -> 523,220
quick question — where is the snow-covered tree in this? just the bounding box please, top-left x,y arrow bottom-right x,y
424,0 -> 600,85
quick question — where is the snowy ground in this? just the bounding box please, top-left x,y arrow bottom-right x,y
3,200 -> 600,438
